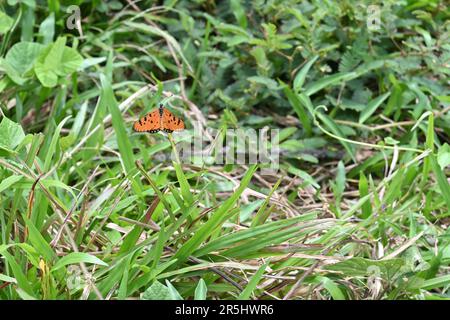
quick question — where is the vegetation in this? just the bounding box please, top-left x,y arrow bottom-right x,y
0,0 -> 449,300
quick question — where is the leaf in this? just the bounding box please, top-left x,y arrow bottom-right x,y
359,173 -> 372,218
51,252 -> 108,272
23,216 -> 56,262
2,42 -> 43,84
420,275 -> 450,290
165,280 -> 183,300
294,55 -> 319,91
0,175 -> 23,193
33,37 -> 82,87
333,161 -> 346,200
316,276 -> 346,300
283,85 -> 312,136
304,72 -> 356,96
248,76 -> 280,90
44,36 -> 66,73
194,279 -> 207,300
173,165 -> 257,264
287,166 -> 319,189
0,273 -> 17,283
0,116 -> 25,153
429,154 -> 450,212
384,83 -> 404,116
124,21 -> 193,72
325,257 -> 404,279
315,112 -> 356,162
359,92 -> 390,123
230,0 -> 247,29
437,143 -> 450,170
0,10 -> 14,34
60,47 -> 83,74
42,116 -> 70,171
238,263 -> 267,299
141,281 -> 171,300
38,13 -> 55,44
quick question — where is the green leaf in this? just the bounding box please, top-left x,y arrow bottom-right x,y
333,161 -> 346,200
173,165 -> 257,264
141,281 -> 171,300
23,216 -> 56,262
38,13 -> 55,44
384,83 -> 404,116
316,276 -> 346,300
33,37 -> 82,87
238,263 -> 267,299
359,92 -> 390,123
325,257 -> 404,279
165,280 -> 183,300
60,47 -> 83,74
0,116 -> 25,153
316,112 -> 356,162
0,175 -> 23,193
304,72 -> 356,96
283,85 -> 312,136
0,10 -> 14,34
437,143 -> 450,170
42,116 -> 70,171
294,55 -> 319,91
194,279 -> 207,300
359,173 -> 372,218
0,273 -> 17,283
230,0 -> 248,29
429,154 -> 450,212
2,42 -> 43,84
51,252 -> 108,272
420,275 -> 450,290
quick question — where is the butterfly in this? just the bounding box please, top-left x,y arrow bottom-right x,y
133,104 -> 185,133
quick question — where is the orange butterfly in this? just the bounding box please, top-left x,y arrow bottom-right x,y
133,104 -> 185,133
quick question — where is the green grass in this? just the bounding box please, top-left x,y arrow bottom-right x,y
0,0 -> 449,300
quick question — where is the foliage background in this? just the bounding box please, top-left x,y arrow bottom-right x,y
0,0 -> 449,300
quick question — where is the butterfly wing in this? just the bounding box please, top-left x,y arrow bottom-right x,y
161,108 -> 185,133
133,109 -> 161,133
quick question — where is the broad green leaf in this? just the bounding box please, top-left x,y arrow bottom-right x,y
0,11 -> 14,34
2,42 -> 43,84
60,47 -> 83,74
141,281 -> 171,300
0,116 -> 25,152
437,143 -> 450,170
38,13 -> 55,44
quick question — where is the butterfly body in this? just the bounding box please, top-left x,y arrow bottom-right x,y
133,105 -> 185,133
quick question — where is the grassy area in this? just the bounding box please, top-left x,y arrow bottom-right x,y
0,1 -> 449,300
